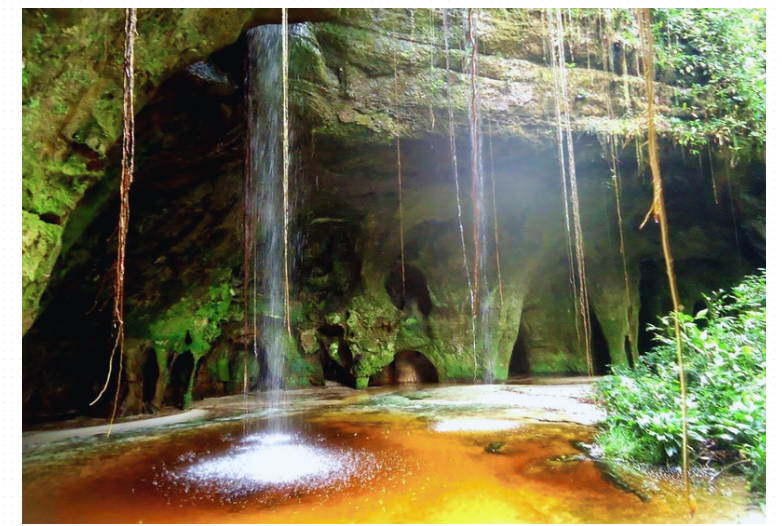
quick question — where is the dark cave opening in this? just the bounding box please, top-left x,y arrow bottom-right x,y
385,264 -> 433,316
589,305 -> 612,375
142,351 -> 159,404
624,335 -> 635,369
638,261 -> 665,355
168,351 -> 194,409
508,314 -> 531,378
321,348 -> 355,387
370,350 -> 439,386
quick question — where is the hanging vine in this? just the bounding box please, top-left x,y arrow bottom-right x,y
393,11 -> 406,297
636,7 -> 694,516
443,8 -> 478,377
487,120 -> 504,308
468,8 -> 481,320
601,9 -> 634,363
282,7 -> 292,337
89,8 -> 137,438
549,8 -> 593,376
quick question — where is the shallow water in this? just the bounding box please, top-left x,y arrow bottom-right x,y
23,385 -> 751,523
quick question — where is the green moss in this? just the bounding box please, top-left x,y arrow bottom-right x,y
531,350 -> 588,375
149,278 -> 235,358
22,211 -> 63,333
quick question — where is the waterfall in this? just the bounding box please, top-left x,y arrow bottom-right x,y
443,8 -> 478,382
245,20 -> 298,433
466,9 -> 494,384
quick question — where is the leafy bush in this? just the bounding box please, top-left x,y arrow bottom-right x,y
595,271 -> 766,494
653,9 -> 766,155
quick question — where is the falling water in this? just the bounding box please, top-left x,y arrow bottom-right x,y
467,9 -> 494,383
443,8 -> 478,379
245,21 -> 298,433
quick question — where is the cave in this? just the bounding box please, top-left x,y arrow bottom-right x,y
168,351 -> 195,409
20,8 -> 766,523
508,315 -> 531,379
589,304 -> 612,376
370,350 -> 439,386
385,264 -> 434,317
637,261 -> 666,355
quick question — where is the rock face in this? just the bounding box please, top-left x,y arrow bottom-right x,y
22,9 -> 765,421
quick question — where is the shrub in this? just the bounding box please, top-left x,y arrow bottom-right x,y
595,271 -> 766,495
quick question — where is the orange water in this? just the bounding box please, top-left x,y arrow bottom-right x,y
23,403 -> 750,523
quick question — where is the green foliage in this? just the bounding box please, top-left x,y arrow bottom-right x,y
595,271 -> 766,495
652,9 -> 766,155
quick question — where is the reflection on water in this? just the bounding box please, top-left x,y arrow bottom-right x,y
23,385 -> 753,524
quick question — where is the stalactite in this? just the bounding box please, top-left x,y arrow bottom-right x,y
393,12 -> 406,297
468,8 -> 481,320
89,8 -> 136,437
443,8 -> 478,376
282,7 -> 292,337
636,7 -> 694,515
487,120 -> 504,308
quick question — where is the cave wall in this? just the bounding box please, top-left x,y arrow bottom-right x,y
22,8 -> 765,420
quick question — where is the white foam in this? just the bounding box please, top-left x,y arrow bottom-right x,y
168,432 -> 376,498
186,443 -> 340,485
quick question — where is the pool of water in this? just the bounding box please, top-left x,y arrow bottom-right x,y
22,384 -> 753,523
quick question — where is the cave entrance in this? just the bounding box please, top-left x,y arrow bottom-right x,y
142,351 -> 159,403
370,350 -> 438,386
589,305 -> 612,375
318,324 -> 355,387
624,335 -> 635,369
637,261 -> 665,355
508,314 -> 531,379
385,264 -> 433,316
169,351 -> 194,409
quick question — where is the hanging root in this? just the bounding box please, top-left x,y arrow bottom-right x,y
602,10 -> 633,359
637,7 -> 694,516
487,120 -> 504,308
547,11 -> 580,347
551,8 -> 593,375
443,8 -> 478,376
393,13 -> 406,297
90,8 -> 136,439
468,8 -> 481,320
282,8 -> 292,337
